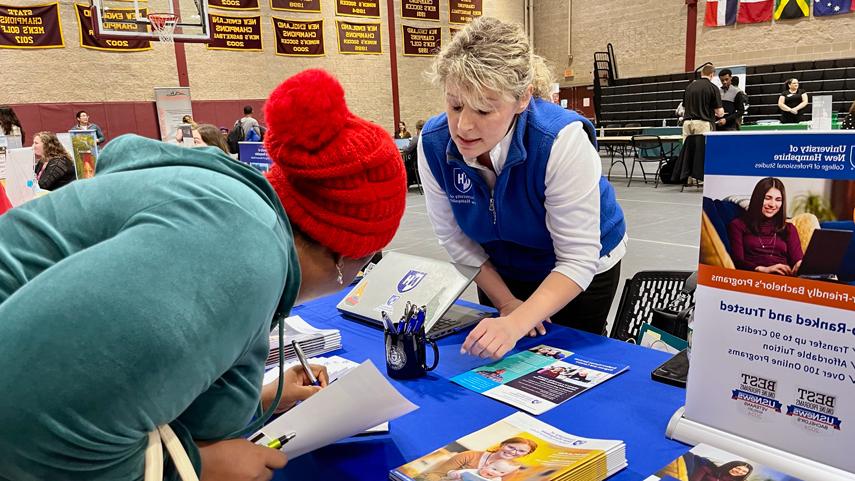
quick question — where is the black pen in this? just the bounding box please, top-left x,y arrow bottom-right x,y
266,432 -> 296,449
291,340 -> 320,386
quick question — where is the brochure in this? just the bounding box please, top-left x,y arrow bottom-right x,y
451,345 -> 629,415
644,443 -> 806,481
390,412 -> 626,481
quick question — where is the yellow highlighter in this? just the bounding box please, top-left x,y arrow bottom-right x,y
267,432 -> 296,449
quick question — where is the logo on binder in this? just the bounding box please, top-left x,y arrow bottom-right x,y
397,270 -> 427,293
453,168 -> 472,194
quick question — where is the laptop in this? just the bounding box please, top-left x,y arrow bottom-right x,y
337,252 -> 495,339
798,229 -> 853,280
394,138 -> 411,151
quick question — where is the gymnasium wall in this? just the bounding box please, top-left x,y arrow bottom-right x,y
534,0 -> 855,87
0,0 -> 523,141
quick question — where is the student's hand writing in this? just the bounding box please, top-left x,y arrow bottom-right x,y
755,264 -> 792,276
199,438 -> 287,481
261,364 -> 329,413
461,317 -> 526,360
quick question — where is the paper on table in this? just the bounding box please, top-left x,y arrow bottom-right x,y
252,359 -> 417,458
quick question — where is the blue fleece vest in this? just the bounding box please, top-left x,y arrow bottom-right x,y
422,99 -> 626,283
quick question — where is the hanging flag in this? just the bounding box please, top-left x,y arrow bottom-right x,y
738,0 -> 774,22
705,0 -> 739,26
774,0 -> 809,19
813,0 -> 852,16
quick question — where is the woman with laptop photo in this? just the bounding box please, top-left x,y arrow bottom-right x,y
417,17 -> 627,360
727,177 -> 803,276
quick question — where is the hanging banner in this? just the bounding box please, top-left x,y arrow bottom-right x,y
448,0 -> 481,24
335,19 -> 380,54
272,17 -> 323,56
685,132 -> 855,474
0,3 -> 64,49
208,0 -> 259,11
401,24 -> 439,56
401,0 -> 438,21
271,0 -> 319,12
207,13 -> 262,51
154,87 -> 193,142
75,4 -> 151,51
335,0 -> 379,18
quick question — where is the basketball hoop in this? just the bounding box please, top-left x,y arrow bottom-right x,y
148,12 -> 178,44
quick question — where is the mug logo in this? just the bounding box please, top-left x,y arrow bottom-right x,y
397,270 -> 427,293
387,344 -> 407,369
453,168 -> 472,194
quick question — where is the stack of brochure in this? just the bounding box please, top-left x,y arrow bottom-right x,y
451,344 -> 629,415
265,315 -> 342,368
644,443 -> 806,481
390,412 -> 626,481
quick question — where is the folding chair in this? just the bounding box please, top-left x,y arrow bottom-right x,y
609,270 -> 695,342
628,135 -> 668,187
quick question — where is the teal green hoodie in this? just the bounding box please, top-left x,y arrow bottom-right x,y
0,135 -> 300,480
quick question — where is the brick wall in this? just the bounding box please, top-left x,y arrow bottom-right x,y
534,0 -> 855,87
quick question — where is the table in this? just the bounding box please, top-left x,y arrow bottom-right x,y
597,135 -> 683,181
275,292 -> 689,481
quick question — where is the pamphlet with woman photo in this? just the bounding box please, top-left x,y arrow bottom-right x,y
644,443 -> 805,481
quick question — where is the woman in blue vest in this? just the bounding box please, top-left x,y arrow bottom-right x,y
418,17 -> 627,359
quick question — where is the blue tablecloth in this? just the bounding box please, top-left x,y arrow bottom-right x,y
275,291 -> 689,480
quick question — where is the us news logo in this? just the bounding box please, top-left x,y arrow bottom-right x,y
786,388 -> 842,431
731,373 -> 782,415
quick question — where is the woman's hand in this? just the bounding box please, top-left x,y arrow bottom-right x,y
461,317 -> 528,360
496,298 -> 550,337
756,264 -> 792,276
261,364 -> 329,413
199,438 -> 287,481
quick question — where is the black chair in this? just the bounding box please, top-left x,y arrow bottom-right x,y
628,135 -> 668,188
609,270 -> 695,342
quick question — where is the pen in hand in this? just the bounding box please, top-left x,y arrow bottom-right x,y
267,432 -> 296,449
291,340 -> 321,387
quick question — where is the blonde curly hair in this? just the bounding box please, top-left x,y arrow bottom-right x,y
428,17 -> 553,110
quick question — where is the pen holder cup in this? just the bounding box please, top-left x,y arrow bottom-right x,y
385,329 -> 439,380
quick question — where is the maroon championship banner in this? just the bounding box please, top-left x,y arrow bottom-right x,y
401,24 -> 439,56
0,3 -> 64,49
448,0 -> 481,24
272,17 -> 323,56
401,0 -> 438,21
208,0 -> 259,11
336,19 -> 380,54
335,0 -> 379,18
208,13 -> 262,51
270,0 -> 320,12
75,4 -> 150,51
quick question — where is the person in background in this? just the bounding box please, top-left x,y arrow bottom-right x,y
727,177 -> 803,276
403,119 -> 425,187
715,69 -> 744,131
182,115 -> 198,128
778,78 -> 808,124
0,105 -> 24,141
418,17 -> 627,360
681,64 -> 724,139
729,76 -> 749,127
237,105 -> 261,140
70,110 -> 106,144
193,123 -> 230,154
175,115 -> 200,144
841,99 -> 855,130
395,121 -> 412,139
0,69 -> 407,480
32,131 -> 75,190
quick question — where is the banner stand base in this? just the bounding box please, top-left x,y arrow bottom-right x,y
666,407 -> 855,481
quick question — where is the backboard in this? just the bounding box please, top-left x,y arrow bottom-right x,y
89,0 -> 210,43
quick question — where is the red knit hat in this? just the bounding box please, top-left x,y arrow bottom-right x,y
264,69 -> 407,259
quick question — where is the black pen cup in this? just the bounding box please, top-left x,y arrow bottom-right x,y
385,328 -> 439,380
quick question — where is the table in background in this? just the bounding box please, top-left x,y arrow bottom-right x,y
275,292 -> 689,481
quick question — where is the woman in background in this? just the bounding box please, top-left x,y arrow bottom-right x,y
0,105 -> 24,140
778,79 -> 808,124
33,131 -> 75,190
395,121 -> 412,139
727,177 -> 803,276
193,123 -> 230,154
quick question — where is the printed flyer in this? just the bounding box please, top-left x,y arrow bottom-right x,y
684,132 -> 855,474
451,345 -> 628,415
644,443 -> 805,481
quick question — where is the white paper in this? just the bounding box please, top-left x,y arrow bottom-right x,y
253,360 -> 417,458
263,355 -> 357,385
5,148 -> 38,206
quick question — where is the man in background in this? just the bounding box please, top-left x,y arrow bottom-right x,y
731,76 -> 749,128
237,105 -> 260,140
681,64 -> 724,139
716,69 -> 745,131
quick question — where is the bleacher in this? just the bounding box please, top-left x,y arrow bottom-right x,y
594,57 -> 855,128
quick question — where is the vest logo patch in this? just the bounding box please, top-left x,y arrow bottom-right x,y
453,168 -> 472,194
397,270 -> 427,293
